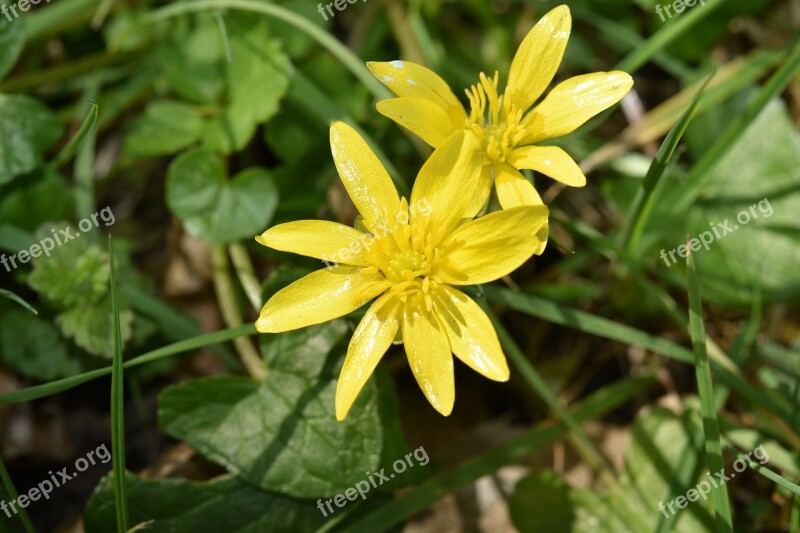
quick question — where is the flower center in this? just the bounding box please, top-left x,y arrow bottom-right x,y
465,72 -> 524,165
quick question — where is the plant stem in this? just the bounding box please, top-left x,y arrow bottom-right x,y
211,245 -> 266,380
228,243 -> 262,310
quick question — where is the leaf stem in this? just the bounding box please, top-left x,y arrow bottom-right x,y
211,245 -> 266,380
228,243 -> 262,311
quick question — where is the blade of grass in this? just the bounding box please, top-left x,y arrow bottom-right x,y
147,0 -> 392,101
0,455 -> 35,532
0,324 -> 256,405
343,376 -> 653,532
49,100 -> 98,169
678,35 -> 800,209
483,285 -> 793,426
616,0 -> 726,74
108,237 -> 129,532
687,243 -> 733,532
722,444 -> 800,497
73,89 -> 100,241
581,48 -> 783,173
621,71 -> 714,253
571,4 -> 691,80
0,289 -> 37,315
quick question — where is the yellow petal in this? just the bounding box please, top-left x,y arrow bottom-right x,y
330,121 -> 402,235
435,205 -> 549,285
508,145 -> 586,187
464,165 -> 494,218
368,60 -> 466,128
256,220 -> 372,267
256,266 -> 389,333
336,293 -> 401,421
402,302 -> 454,415
376,97 -> 457,148
433,286 -> 508,381
520,71 -> 633,143
493,163 -> 549,255
410,129 -> 482,244
493,162 -> 544,207
505,5 -> 571,113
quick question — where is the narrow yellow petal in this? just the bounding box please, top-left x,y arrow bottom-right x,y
493,163 -> 548,255
493,162 -> 544,207
464,165 -> 494,218
368,60 -> 467,128
336,293 -> 401,421
520,71 -> 633,143
376,97 -> 458,148
256,220 -> 372,267
410,130 -> 483,245
435,206 -> 549,285
256,267 -> 389,333
330,121 -> 402,235
433,286 -> 509,381
505,5 -> 571,113
402,303 -> 454,416
508,145 -> 586,187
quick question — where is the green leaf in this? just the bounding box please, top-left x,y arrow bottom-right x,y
510,471 -> 576,533
664,100 -> 800,304
28,227 -> 110,307
509,409 -> 714,533
0,309 -> 79,381
0,15 -> 25,81
159,320 -> 383,498
0,289 -> 36,314
166,148 -> 279,243
0,94 -> 63,184
201,15 -> 292,153
124,100 -> 204,157
0,168 -> 73,232
57,293 -> 134,358
155,12 -> 291,154
84,472 -> 326,532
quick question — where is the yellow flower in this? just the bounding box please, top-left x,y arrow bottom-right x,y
255,121 -> 548,420
367,4 -> 633,213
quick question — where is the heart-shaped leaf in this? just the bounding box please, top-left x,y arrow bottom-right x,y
159,320 -> 383,498
166,148 -> 278,243
0,95 -> 62,184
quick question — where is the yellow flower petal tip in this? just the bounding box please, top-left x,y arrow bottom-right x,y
255,316 -> 274,333
369,4 -> 632,203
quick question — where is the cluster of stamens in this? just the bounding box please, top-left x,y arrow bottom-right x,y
465,72 -> 525,164
358,198 -> 448,312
